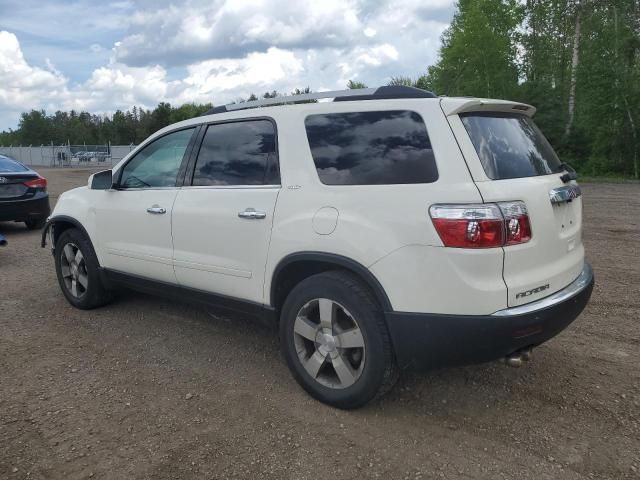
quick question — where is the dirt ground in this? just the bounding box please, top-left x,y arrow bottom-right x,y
1,168 -> 638,480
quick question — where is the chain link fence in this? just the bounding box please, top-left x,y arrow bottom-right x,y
0,143 -> 137,168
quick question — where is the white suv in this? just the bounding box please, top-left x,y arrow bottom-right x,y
42,86 -> 594,408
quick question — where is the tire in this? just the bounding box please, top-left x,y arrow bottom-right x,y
280,270 -> 398,409
54,228 -> 112,309
25,218 -> 46,230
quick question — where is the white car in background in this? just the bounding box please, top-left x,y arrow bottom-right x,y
42,86 -> 594,408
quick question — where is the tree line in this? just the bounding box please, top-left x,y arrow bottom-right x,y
1,0 -> 638,178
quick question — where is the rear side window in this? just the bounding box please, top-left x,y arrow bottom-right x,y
304,110 -> 438,185
460,113 -> 562,180
192,120 -> 278,186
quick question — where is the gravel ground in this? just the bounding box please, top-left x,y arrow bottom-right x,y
1,168 -> 639,479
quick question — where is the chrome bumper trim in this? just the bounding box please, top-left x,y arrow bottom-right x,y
492,262 -> 593,317
549,184 -> 582,204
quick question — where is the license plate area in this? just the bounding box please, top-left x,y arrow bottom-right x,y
0,184 -> 28,198
551,201 -> 580,236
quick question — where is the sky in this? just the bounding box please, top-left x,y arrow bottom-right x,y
0,0 -> 455,131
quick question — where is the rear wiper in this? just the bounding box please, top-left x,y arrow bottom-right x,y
558,162 -> 578,183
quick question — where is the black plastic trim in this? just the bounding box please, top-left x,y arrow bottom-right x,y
271,252 -> 392,312
176,124 -> 203,187
385,273 -> 594,370
41,215 -> 92,250
334,85 -> 436,102
203,105 -> 228,115
102,268 -> 276,327
180,124 -> 207,187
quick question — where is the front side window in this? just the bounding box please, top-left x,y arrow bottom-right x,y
119,128 -> 195,188
304,110 -> 438,185
192,120 -> 278,186
460,113 -> 562,180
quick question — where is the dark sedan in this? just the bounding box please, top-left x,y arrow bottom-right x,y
0,155 -> 50,229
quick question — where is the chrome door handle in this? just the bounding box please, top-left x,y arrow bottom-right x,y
146,205 -> 166,214
238,208 -> 266,220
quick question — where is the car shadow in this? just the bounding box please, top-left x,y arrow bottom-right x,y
0,220 -> 38,237
101,288 -> 579,418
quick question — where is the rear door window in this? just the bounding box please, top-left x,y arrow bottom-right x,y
304,110 -> 438,185
192,120 -> 279,186
460,113 -> 562,180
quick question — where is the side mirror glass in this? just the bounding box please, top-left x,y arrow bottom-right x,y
89,170 -> 113,190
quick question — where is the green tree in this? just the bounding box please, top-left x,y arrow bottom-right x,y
347,80 -> 367,89
17,110 -> 52,145
426,0 -> 523,98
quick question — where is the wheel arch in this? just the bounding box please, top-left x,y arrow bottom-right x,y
270,252 -> 393,314
41,215 -> 94,255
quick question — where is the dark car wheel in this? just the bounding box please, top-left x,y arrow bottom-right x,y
280,270 -> 398,409
54,228 -> 112,309
25,218 -> 46,230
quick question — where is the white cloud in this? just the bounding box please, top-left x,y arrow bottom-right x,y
176,47 -> 304,103
0,0 -> 455,130
114,0 -> 365,67
0,31 -> 67,109
364,27 -> 377,38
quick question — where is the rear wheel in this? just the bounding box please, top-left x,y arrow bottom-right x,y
54,228 -> 111,309
25,218 -> 46,230
280,271 -> 398,409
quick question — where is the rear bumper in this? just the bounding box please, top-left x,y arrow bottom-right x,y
385,263 -> 594,369
0,194 -> 50,222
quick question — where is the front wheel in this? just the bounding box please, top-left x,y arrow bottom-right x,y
54,228 -> 112,309
280,271 -> 398,409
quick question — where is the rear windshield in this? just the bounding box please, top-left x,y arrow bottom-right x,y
0,156 -> 27,172
460,113 -> 562,180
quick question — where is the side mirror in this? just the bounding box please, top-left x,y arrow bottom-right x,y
89,170 -> 113,190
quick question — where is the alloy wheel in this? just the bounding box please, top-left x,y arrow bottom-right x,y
60,243 -> 89,298
293,298 -> 366,389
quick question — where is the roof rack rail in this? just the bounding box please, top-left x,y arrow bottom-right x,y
203,86 -> 436,115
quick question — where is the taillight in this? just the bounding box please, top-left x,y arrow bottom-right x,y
24,177 -> 47,190
500,201 -> 532,245
430,202 -> 531,249
430,204 -> 504,248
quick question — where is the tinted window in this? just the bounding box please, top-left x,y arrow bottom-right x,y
120,128 -> 194,188
0,156 -> 28,172
460,113 -> 562,180
192,120 -> 278,186
304,110 -> 438,185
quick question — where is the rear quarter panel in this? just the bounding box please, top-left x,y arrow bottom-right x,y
264,99 -> 508,314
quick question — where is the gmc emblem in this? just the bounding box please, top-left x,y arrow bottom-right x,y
516,284 -> 550,299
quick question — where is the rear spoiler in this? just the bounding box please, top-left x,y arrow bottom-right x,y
440,98 -> 536,117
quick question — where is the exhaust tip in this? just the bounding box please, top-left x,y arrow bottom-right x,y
503,349 -> 533,368
505,356 -> 524,368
